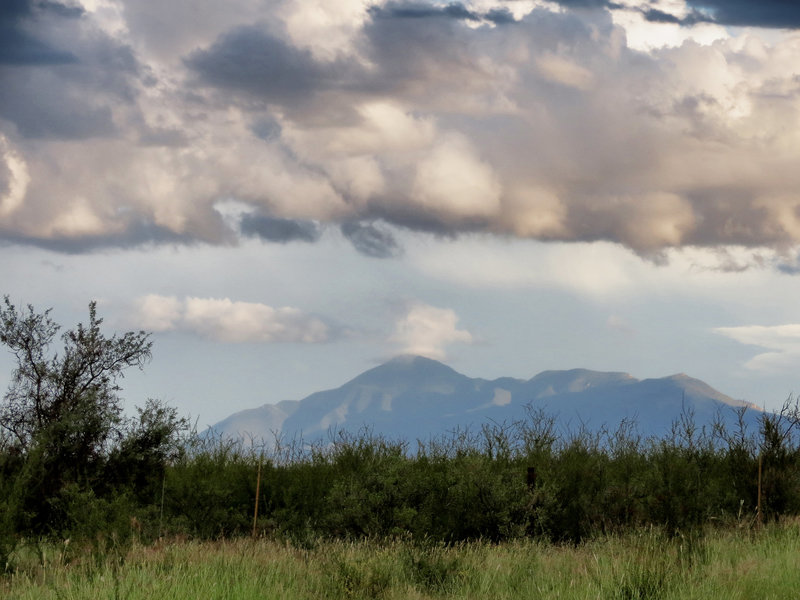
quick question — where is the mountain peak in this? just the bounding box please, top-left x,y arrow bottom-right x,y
385,354 -> 444,367
352,355 -> 463,386
666,373 -> 691,381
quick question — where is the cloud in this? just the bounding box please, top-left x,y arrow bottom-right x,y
409,237 -> 640,297
554,0 -> 617,7
341,221 -> 403,258
641,7 -> 707,27
607,315 -> 636,336
777,253 -> 800,275
536,53 -> 595,90
715,324 -> 800,373
184,25 -> 354,108
685,0 -> 800,28
0,0 -> 81,65
132,295 -> 330,343
369,1 -> 521,24
0,86 -> 117,140
240,214 -> 322,243
375,2 -> 481,21
135,294 -> 183,332
0,0 -> 139,138
411,134 -> 502,221
4,0 -> 800,262
117,0 -> 268,62
390,303 -> 473,359
0,134 -> 29,216
624,0 -> 800,31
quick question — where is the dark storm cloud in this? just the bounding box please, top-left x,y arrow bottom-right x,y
0,83 -> 116,139
251,118 -> 282,142
376,2 -> 481,21
0,0 -> 31,18
484,8 -> 516,24
0,27 -> 76,65
0,0 -> 81,65
185,26 -> 345,104
0,0 -> 141,140
340,221 -> 403,259
36,1 -> 84,19
546,0 -> 800,29
240,214 -> 322,243
369,1 -> 524,24
684,0 -> 800,28
552,0 -> 622,8
0,220 -> 194,254
642,7 -> 706,26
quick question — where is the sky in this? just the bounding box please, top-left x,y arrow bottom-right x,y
3,0 -> 800,426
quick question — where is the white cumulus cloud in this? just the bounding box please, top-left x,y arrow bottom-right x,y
390,303 -> 473,360
715,324 -> 800,373
132,294 -> 329,343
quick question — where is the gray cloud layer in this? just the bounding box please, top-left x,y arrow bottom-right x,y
685,0 -> 800,28
3,0 -> 800,259
552,0 -> 800,29
185,26 -> 338,106
240,214 -> 322,243
341,221 -> 403,258
0,0 -> 81,65
0,0 -> 137,138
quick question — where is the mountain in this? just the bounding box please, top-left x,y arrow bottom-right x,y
209,399 -> 300,442
207,355 -> 764,444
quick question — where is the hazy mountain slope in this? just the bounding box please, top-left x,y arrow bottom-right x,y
209,399 -> 299,441
525,373 -> 760,438
279,355 -> 503,440
208,356 -> 764,443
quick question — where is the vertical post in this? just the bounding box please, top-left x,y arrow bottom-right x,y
757,451 -> 763,527
159,472 -> 166,539
526,466 -> 537,491
252,454 -> 263,538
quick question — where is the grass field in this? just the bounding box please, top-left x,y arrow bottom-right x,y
3,523 -> 800,599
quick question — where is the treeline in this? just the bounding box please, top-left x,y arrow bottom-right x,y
2,299 -> 800,570
4,391 -> 800,560
159,403 -> 800,546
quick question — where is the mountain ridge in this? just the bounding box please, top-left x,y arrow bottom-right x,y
208,356 -> 763,443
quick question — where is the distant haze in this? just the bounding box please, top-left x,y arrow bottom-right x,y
209,356 -> 765,445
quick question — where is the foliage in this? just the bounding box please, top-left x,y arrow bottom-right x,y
0,298 -> 151,451
0,298 -> 188,554
134,400 -> 800,547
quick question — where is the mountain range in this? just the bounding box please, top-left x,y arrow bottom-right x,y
208,355 -> 764,444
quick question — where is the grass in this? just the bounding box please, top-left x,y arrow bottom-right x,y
3,524 -> 800,599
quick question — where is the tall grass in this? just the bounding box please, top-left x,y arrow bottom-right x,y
4,524 -> 800,599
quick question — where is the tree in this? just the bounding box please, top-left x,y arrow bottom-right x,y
0,297 -> 151,454
104,399 -> 190,503
0,297 -> 155,535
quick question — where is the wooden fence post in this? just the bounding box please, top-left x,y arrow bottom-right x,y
757,451 -> 763,527
527,466 -> 537,491
252,454 -> 263,538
